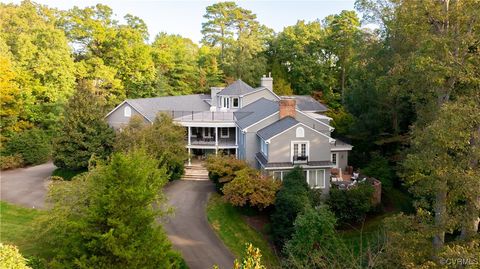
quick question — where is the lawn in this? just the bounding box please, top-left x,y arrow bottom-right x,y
206,193 -> 280,268
0,201 -> 44,256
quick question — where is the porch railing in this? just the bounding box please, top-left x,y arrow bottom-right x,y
161,110 -> 235,122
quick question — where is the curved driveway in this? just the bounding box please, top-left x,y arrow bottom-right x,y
0,162 -> 55,208
163,180 -> 235,269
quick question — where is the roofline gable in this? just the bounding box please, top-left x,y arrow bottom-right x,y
104,100 -> 152,123
265,122 -> 335,144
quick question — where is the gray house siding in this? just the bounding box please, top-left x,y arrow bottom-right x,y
333,150 -> 349,171
295,112 -> 331,135
243,114 -> 280,165
106,102 -> 149,129
267,125 -> 331,163
241,89 -> 278,107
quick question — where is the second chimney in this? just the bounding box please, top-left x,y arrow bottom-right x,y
279,98 -> 296,119
260,74 -> 273,91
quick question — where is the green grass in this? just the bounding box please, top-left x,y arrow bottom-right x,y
0,201 -> 44,256
52,167 -> 86,180
206,194 -> 280,268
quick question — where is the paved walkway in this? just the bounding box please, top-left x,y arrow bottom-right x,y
0,162 -> 55,208
163,180 -> 235,269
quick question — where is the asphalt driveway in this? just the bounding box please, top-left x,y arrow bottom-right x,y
163,180 -> 235,269
0,162 -> 55,209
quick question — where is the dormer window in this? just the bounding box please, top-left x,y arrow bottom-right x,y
221,97 -> 230,108
232,98 -> 239,108
124,106 -> 131,117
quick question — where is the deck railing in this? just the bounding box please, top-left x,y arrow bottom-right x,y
161,110 -> 235,122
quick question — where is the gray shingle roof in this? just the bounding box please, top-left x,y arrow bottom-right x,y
234,98 -> 279,129
126,94 -> 211,121
281,95 -> 328,112
218,79 -> 255,96
257,116 -> 298,140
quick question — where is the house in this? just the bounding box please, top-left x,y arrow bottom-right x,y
105,75 -> 352,192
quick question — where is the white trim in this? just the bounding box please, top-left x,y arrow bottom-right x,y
124,106 -> 132,117
243,112 -> 279,132
331,153 -> 338,168
266,122 -> 335,143
291,140 -> 309,162
232,97 -> 239,108
296,109 -> 334,131
104,100 -> 152,123
220,127 -> 229,138
331,147 -> 353,151
203,127 -> 213,138
295,126 -> 305,138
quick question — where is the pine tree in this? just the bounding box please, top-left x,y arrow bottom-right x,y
53,80 -> 114,170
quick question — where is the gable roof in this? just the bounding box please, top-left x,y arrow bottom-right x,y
281,95 -> 328,112
234,98 -> 279,130
121,94 -> 211,121
218,79 -> 255,96
257,116 -> 298,140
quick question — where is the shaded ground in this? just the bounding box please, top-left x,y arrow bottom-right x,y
163,180 -> 235,269
0,162 -> 55,209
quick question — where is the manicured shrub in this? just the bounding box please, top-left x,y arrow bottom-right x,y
5,128 -> 51,165
205,154 -> 249,192
222,167 -> 281,210
326,182 -> 374,226
270,167 -> 312,247
0,154 -> 24,170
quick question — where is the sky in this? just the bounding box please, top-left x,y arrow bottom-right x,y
4,0 -> 358,43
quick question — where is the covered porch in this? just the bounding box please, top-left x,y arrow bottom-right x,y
186,126 -> 237,147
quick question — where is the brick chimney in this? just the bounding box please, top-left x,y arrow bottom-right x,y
279,98 -> 296,119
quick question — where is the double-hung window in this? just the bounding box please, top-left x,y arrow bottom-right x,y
232,97 -> 239,108
306,169 -> 326,189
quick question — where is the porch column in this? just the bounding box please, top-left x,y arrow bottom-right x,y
215,127 -> 218,146
187,126 -> 191,145
235,127 -> 238,146
188,148 -> 191,166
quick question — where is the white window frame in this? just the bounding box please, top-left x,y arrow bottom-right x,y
272,171 -> 284,181
331,153 -> 338,167
124,106 -> 132,117
220,128 -> 229,138
295,126 -> 305,138
203,127 -> 213,138
291,141 -> 309,162
261,138 -> 268,157
232,97 -> 239,108
222,97 -> 230,108
305,169 -> 326,189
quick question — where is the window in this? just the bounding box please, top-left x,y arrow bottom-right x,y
220,128 -> 229,138
222,97 -> 230,108
292,141 -> 309,162
296,126 -> 305,138
273,171 -> 283,181
124,106 -> 131,117
261,138 -> 268,156
232,98 -> 239,108
331,153 -> 337,165
305,169 -> 326,188
204,127 -> 213,138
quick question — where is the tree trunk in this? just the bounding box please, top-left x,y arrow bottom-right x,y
341,65 -> 346,104
433,189 -> 447,252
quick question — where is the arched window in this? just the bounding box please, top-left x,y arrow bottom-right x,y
124,106 -> 132,117
296,126 -> 305,138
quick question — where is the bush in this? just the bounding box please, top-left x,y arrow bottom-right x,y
0,154 -> 24,170
270,167 -> 312,247
5,128 -> 51,165
326,183 -> 374,226
222,167 -> 281,210
361,154 -> 395,191
51,167 -> 87,181
0,243 -> 31,269
205,154 -> 249,192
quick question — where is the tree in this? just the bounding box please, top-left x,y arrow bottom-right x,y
5,128 -> 51,165
283,206 -> 363,269
0,244 -> 31,269
201,2 -> 272,85
205,154 -> 249,192
0,1 -> 76,130
53,80 -> 114,170
233,243 -> 266,269
403,96 -> 480,251
115,113 -> 188,181
222,167 -> 281,210
326,183 -> 375,226
270,167 -> 312,247
34,150 -> 185,268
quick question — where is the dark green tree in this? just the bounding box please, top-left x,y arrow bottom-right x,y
35,150 -> 185,268
53,80 -> 114,170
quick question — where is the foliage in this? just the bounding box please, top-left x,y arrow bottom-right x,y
53,80 -> 115,170
207,194 -> 280,268
114,113 -> 188,180
34,150 -> 184,268
283,206 -> 363,269
222,167 -> 281,210
325,106 -> 354,137
51,168 -> 87,181
205,154 -> 249,191
201,1 -> 272,85
326,183 -> 374,226
0,1 -> 76,130
0,155 -> 24,170
270,167 -> 312,247
233,243 -> 266,269
0,244 -> 31,269
361,154 -> 395,191
5,129 -> 51,165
